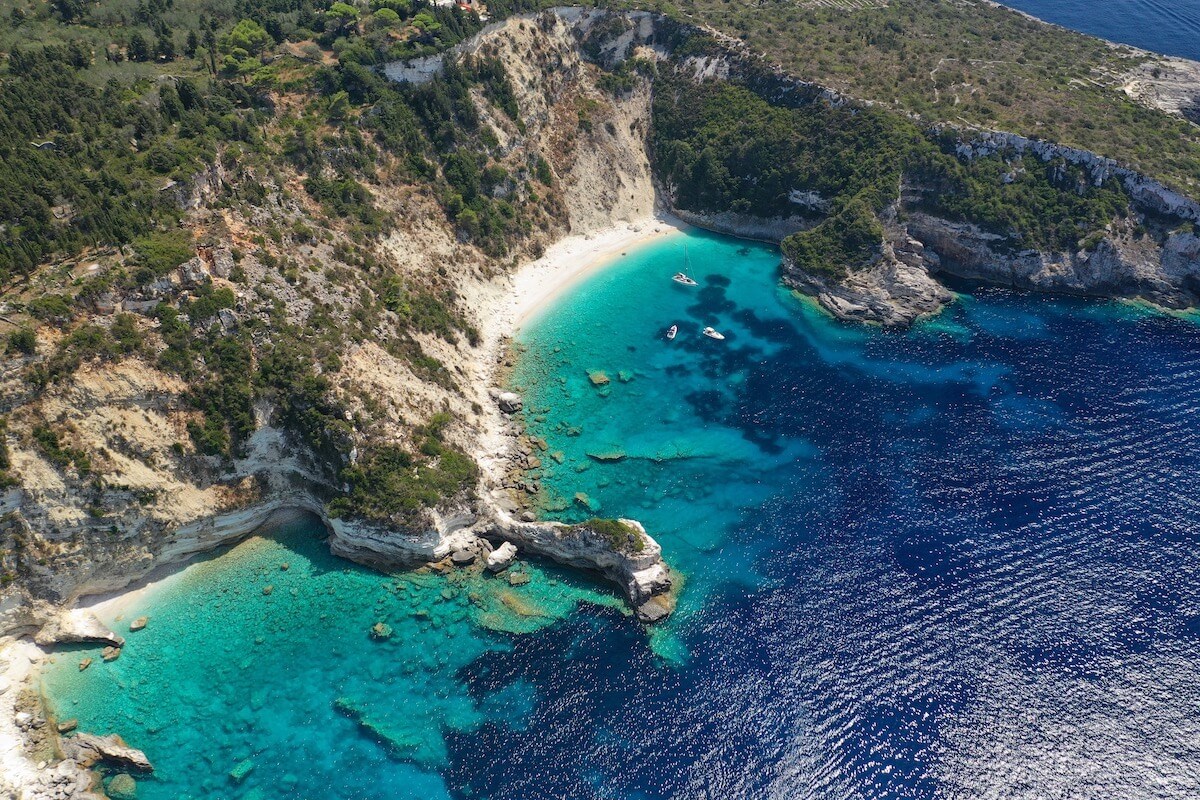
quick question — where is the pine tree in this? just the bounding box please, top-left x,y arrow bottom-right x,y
185,30 -> 199,57
156,32 -> 176,61
128,31 -> 150,62
203,28 -> 217,74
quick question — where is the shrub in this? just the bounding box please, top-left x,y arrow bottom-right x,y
577,518 -> 645,553
7,328 -> 36,356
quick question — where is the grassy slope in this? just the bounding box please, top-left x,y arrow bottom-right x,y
621,0 -> 1200,196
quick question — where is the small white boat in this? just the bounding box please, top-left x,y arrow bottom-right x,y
666,324 -> 678,340
702,326 -> 725,340
672,272 -> 698,286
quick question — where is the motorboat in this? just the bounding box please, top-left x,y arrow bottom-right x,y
672,272 -> 698,286
666,324 -> 678,340
702,326 -> 725,340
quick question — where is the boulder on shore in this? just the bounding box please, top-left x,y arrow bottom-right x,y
34,611 -> 125,649
64,733 -> 154,772
485,542 -> 518,573
496,392 -> 523,414
450,549 -> 476,567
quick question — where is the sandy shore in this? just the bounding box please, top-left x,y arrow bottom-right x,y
465,211 -> 686,481
508,213 -> 687,329
465,212 -> 687,354
0,566 -> 196,799
0,216 -> 686,797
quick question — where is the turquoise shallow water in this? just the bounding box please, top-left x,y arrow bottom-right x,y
43,226 -> 1200,798
41,525 -> 625,800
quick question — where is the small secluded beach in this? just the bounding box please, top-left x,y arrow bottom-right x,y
465,212 -> 686,480
463,213 -> 686,352
13,225 -> 1200,800
0,220 -> 687,799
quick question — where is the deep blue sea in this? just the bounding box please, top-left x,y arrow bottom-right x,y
43,228 -> 1200,799
999,0 -> 1200,60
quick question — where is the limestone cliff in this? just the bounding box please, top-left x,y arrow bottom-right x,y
0,7 -> 673,650
4,4 -> 1200,648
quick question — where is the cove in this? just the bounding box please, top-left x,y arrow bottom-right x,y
43,226 -> 1200,798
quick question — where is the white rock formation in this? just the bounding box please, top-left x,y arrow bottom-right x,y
485,541 -> 518,572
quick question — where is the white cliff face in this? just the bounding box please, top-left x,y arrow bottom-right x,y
325,507 -> 472,569
907,212 -> 1200,309
0,7 -> 681,648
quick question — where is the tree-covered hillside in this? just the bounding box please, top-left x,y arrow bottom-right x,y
652,76 -> 1135,277
617,0 -> 1200,196
0,0 -> 559,526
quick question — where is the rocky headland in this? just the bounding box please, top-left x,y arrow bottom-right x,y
3,5 -> 1200,798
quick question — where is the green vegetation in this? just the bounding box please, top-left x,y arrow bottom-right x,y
0,418 -> 17,488
132,230 -> 194,282
0,40 -> 259,284
618,0 -> 1200,195
31,424 -> 91,476
329,413 -> 479,522
781,196 -> 883,278
6,328 -> 36,356
576,517 -> 645,553
653,77 -> 1137,273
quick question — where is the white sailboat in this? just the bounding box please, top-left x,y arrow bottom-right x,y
672,244 -> 698,285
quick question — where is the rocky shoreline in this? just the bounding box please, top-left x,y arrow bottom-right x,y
0,219 -> 679,800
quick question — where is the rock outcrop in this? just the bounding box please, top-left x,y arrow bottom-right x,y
495,517 -> 674,622
907,211 -> 1200,309
62,733 -> 154,773
19,761 -> 102,800
485,541 -> 519,572
32,611 -> 124,650
782,231 -> 954,326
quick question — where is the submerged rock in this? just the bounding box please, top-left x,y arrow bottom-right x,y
369,622 -> 393,640
56,718 -> 78,734
332,697 -> 422,759
573,492 -> 598,512
587,370 -> 610,386
229,758 -> 255,783
101,646 -> 121,662
107,773 -> 137,800
586,450 -> 626,462
77,658 -> 92,672
128,617 -> 148,632
507,572 -> 531,587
